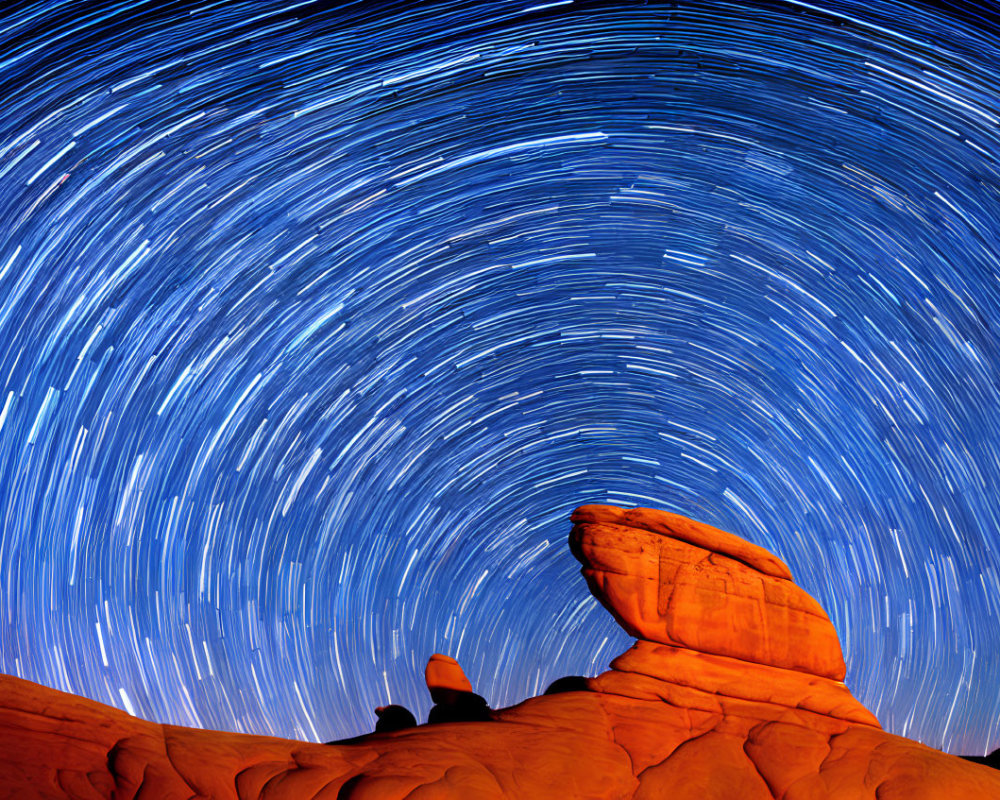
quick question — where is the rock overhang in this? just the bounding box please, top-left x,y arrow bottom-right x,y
570,504 -> 846,680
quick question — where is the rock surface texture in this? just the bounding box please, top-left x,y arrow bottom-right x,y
2,504 -> 998,799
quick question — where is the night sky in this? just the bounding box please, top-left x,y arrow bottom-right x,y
1,0 -> 999,755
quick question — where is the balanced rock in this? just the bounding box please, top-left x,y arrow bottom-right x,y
425,654 -> 491,724
374,704 -> 417,733
569,504 -> 844,679
1,504 -> 998,799
424,653 -> 474,700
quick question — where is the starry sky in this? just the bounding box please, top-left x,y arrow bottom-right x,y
1,0 -> 999,754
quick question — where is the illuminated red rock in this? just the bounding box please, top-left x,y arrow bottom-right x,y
2,504 -> 998,799
569,504 -> 845,679
424,654 -> 491,724
424,653 -> 474,697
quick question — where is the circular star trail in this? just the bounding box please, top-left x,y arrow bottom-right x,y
1,0 -> 999,753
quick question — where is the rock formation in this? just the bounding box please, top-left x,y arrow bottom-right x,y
424,653 -> 491,724
2,503 -> 998,799
373,705 -> 417,734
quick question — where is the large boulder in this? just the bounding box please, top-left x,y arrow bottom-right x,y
569,504 -> 845,679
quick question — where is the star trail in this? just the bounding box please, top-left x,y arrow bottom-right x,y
0,0 -> 999,754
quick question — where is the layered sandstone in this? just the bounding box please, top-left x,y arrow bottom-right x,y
1,504 -> 997,799
569,504 -> 844,679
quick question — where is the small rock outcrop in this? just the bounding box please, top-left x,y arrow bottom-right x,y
1,504 -> 998,799
425,654 -> 491,724
374,705 -> 417,733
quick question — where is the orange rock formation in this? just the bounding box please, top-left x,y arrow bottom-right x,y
424,654 -> 474,697
2,504 -> 998,799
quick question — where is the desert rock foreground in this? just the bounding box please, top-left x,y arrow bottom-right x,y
2,504 -> 998,798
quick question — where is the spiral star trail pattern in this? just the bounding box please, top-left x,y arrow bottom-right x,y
1,0 -> 999,754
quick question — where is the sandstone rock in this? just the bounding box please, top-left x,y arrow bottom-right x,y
424,654 -> 474,699
375,705 -> 417,733
425,654 -> 491,724
1,504 -> 997,799
570,504 -> 846,679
